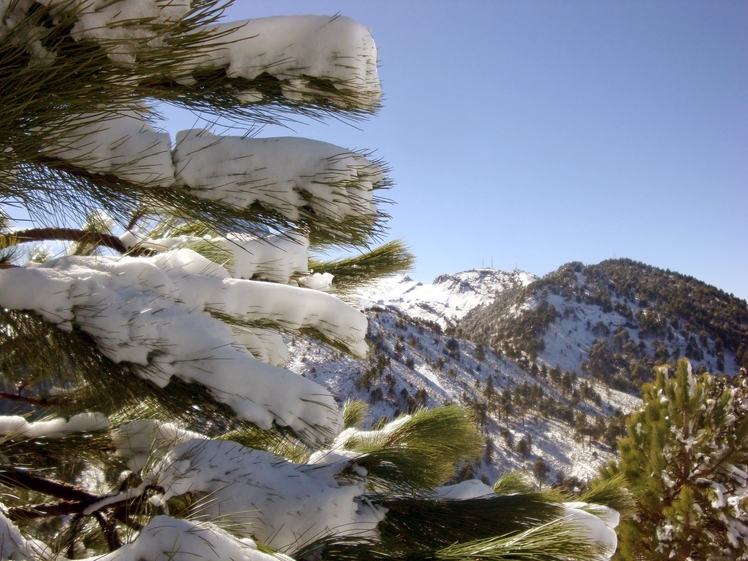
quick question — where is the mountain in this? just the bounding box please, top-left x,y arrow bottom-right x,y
457,258 -> 748,393
287,267 -> 638,486
358,268 -> 537,330
287,259 -> 747,486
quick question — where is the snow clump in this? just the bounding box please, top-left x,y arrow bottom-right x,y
0,248 -> 372,440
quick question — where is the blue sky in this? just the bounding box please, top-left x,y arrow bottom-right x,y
165,1 -> 748,299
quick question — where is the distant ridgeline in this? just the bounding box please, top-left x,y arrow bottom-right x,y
457,258 -> 748,393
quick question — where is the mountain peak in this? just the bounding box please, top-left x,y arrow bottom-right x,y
358,268 -> 537,330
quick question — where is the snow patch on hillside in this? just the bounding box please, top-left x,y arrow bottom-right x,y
287,306 -> 640,484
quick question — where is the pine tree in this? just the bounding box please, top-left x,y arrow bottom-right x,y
0,2 -> 625,559
533,457 -> 548,485
600,359 -> 748,560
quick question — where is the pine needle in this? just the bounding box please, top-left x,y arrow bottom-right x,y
341,406 -> 482,491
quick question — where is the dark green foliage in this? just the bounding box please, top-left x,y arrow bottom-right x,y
445,337 -> 461,360
600,359 -> 748,560
308,240 -> 414,296
533,457 -> 548,484
374,493 -> 563,556
295,510 -> 608,561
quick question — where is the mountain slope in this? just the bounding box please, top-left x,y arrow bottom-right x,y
287,268 -> 638,485
458,259 -> 748,392
288,259 -> 747,485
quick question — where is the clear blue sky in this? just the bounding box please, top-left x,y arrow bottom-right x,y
165,1 -> 748,299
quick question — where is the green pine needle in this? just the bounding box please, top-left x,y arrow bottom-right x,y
308,239 -> 415,296
342,400 -> 370,429
341,406 -> 482,491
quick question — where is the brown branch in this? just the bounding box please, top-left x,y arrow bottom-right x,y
7,228 -> 153,256
8,499 -> 87,520
0,468 -> 96,503
94,511 -> 121,551
126,208 -> 147,231
6,483 -> 164,522
0,391 -> 54,407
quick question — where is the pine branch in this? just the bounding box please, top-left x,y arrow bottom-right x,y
0,391 -> 53,407
0,467 -> 96,503
340,407 -> 482,491
5,482 -> 163,521
308,239 -> 414,295
375,493 -> 564,555
93,511 -> 121,551
6,227 -> 154,256
9,500 -> 90,521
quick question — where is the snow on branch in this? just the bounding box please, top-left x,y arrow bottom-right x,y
0,412 -> 108,439
1,495 -> 281,560
0,508 -> 38,559
121,230 -> 311,284
4,0 -> 193,64
41,119 -> 384,230
93,515 -> 278,561
40,112 -> 175,187
113,419 -> 206,472
174,15 -> 381,108
0,249 -> 370,440
150,438 -> 383,552
174,130 -> 382,222
148,249 -> 368,355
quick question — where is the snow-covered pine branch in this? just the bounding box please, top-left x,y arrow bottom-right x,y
0,248 -> 371,439
40,117 -> 384,225
174,130 -> 382,222
0,1 -> 624,559
172,15 -> 381,108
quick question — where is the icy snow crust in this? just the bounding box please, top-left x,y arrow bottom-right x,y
0,248 -> 375,439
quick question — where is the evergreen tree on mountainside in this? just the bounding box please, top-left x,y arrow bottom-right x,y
0,1 -> 623,559
599,359 -> 748,560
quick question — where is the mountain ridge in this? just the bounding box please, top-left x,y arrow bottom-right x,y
287,258 -> 746,485
458,258 -> 748,392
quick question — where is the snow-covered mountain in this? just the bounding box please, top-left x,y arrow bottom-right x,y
458,259 -> 748,392
358,268 -> 537,330
290,259 -> 748,487
287,267 -> 640,486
